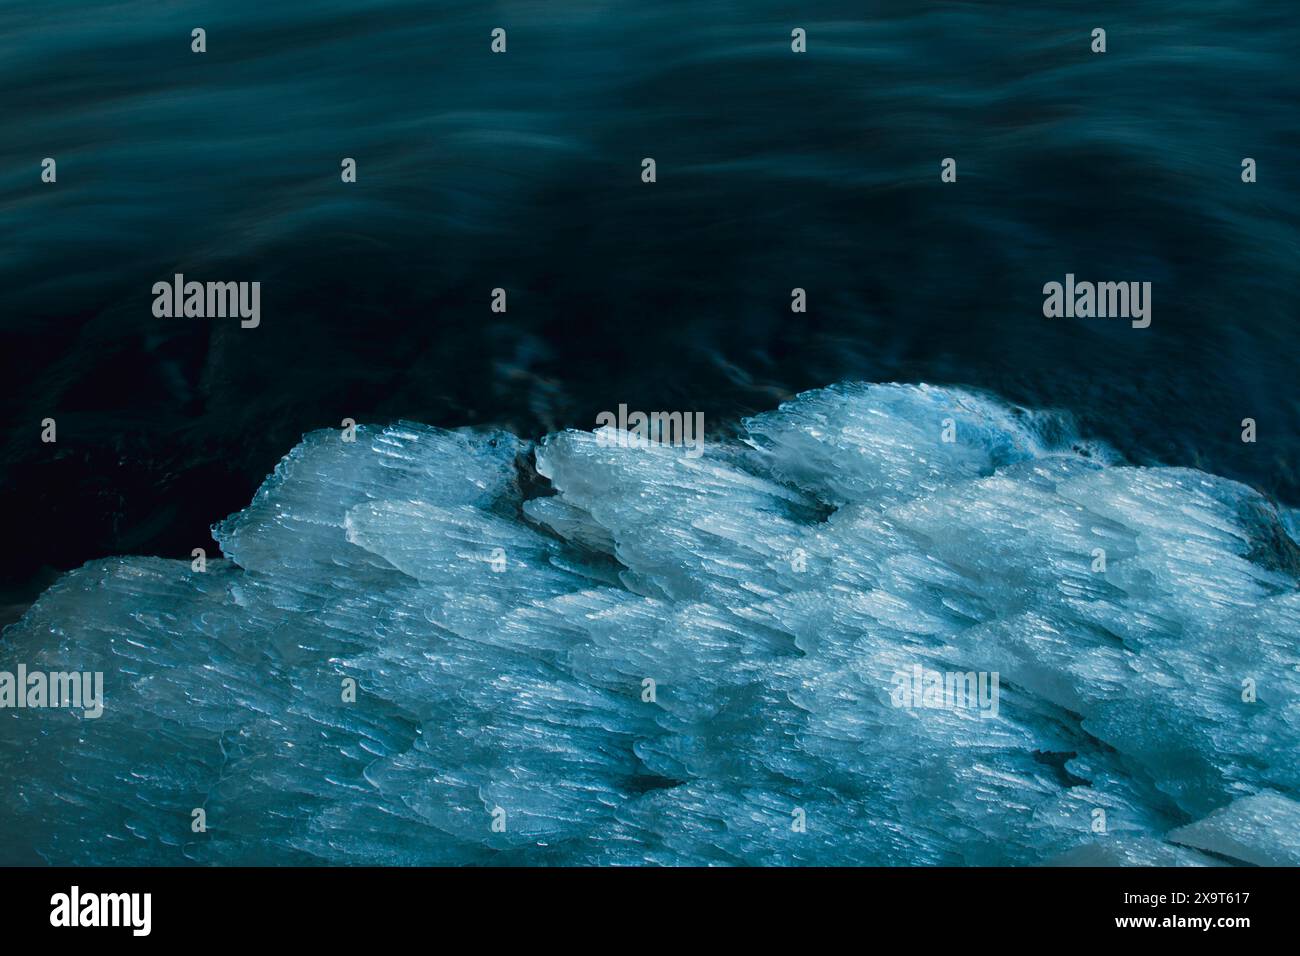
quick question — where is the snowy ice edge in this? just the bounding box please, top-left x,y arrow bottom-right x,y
2,381 -> 1298,867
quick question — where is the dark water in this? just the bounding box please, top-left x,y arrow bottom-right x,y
2,0 -> 1298,618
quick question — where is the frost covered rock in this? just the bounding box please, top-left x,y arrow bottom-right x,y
1,383 -> 1297,865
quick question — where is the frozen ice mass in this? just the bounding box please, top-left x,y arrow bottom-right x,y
2,382 -> 1297,865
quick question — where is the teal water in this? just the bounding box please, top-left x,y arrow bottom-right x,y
1,1 -> 1297,598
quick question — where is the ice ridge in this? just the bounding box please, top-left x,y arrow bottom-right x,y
1,382 -> 1297,866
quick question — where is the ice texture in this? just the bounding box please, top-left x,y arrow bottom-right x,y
2,383 -> 1297,866
1167,792 -> 1300,866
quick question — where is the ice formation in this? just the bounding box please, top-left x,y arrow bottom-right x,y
2,382 -> 1297,865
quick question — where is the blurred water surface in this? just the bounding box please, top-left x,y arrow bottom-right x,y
1,0 -> 1297,608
